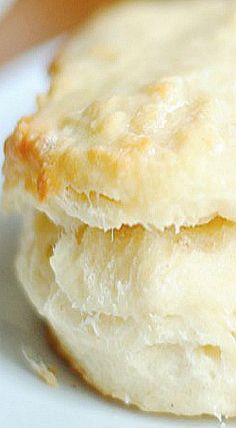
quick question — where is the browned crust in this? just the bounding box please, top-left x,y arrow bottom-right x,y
3,113 -> 146,205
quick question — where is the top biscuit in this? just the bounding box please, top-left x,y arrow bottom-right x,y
3,0 -> 236,230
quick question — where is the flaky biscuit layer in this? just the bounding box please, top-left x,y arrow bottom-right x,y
17,211 -> 236,416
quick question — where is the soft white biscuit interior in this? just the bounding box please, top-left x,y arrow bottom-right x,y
17,211 -> 236,416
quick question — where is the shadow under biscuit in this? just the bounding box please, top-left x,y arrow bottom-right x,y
0,213 -> 42,366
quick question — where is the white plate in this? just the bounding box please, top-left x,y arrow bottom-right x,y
0,41 -> 227,428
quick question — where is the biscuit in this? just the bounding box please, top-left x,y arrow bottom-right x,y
4,0 -> 236,230
16,211 -> 236,417
4,0 -> 236,418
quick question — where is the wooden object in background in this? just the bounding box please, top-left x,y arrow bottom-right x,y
0,0 -> 113,64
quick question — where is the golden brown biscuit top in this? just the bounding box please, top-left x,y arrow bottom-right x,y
4,0 -> 236,230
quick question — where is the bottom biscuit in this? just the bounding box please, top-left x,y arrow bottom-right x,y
16,210 -> 236,417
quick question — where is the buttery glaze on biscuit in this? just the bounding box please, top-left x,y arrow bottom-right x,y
4,0 -> 236,230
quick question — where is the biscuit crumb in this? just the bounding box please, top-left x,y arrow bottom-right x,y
22,347 -> 58,387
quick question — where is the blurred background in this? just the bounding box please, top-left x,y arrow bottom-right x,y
0,0 -> 113,65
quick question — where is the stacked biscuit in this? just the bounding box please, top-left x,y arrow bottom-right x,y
3,0 -> 236,417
